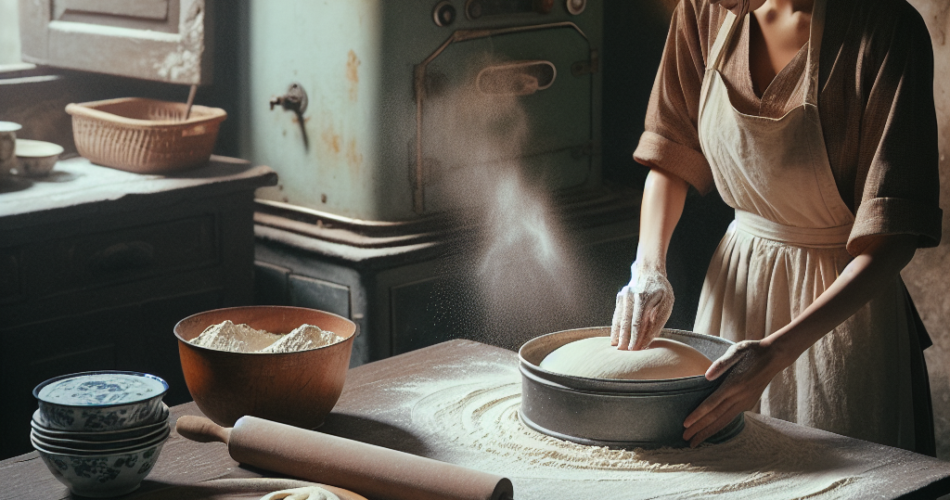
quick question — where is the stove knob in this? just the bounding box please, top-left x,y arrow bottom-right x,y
566,0 -> 586,15
534,0 -> 554,14
433,1 -> 456,27
466,0 -> 482,19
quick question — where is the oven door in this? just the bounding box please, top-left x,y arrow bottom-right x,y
416,23 -> 595,213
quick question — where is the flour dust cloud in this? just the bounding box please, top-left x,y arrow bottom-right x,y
421,56 -> 596,349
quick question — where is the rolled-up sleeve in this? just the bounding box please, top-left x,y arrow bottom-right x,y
633,0 -> 716,195
847,6 -> 942,256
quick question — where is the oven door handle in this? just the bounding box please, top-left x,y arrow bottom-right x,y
475,60 -> 557,96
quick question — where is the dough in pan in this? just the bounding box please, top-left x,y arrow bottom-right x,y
540,336 -> 712,380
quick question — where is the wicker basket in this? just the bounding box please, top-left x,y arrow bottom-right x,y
66,97 -> 227,174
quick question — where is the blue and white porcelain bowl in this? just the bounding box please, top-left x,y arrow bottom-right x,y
31,406 -> 169,442
31,422 -> 170,452
33,371 -> 168,432
32,435 -> 166,498
31,426 -> 169,455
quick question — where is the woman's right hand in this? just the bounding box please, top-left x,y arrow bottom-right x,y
611,168 -> 687,350
611,262 -> 675,351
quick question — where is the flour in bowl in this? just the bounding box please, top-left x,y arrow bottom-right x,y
189,321 -> 342,353
260,324 -> 343,353
190,321 -> 282,352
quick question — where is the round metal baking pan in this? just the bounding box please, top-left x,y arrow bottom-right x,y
518,327 -> 745,448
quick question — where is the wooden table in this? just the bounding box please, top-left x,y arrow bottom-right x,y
3,340 -> 949,500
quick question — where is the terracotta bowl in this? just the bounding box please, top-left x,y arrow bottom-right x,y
174,306 -> 357,429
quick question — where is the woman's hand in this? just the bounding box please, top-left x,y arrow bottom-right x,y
611,262 -> 674,351
682,339 -> 787,447
611,168 -> 687,351
682,234 -> 918,448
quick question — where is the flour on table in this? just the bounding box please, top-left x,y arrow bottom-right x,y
189,321 -> 342,353
394,357 -> 884,499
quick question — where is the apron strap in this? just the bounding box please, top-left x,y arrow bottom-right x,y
708,10 -> 741,73
699,8 -> 742,126
706,0 -> 828,104
804,0 -> 827,106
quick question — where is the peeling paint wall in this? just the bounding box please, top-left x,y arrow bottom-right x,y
905,0 -> 950,460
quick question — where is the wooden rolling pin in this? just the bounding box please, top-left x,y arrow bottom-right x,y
177,415 -> 513,500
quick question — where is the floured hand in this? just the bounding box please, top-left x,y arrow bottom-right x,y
611,262 -> 674,351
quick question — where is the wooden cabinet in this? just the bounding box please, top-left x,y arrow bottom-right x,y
0,156 -> 275,459
18,0 -> 212,84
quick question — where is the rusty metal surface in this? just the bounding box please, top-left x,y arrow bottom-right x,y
241,0 -> 604,221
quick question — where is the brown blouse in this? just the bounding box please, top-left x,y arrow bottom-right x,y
633,0 -> 942,256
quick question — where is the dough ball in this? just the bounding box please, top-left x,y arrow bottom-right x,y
539,336 -> 712,380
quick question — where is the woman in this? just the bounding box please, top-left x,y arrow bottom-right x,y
610,0 -> 940,453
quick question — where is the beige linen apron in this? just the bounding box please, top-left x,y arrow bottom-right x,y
693,0 -> 917,449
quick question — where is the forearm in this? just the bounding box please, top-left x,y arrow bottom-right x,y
635,169 -> 689,274
762,234 -> 918,364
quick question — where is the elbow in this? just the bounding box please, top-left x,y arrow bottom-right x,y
861,234 -> 919,272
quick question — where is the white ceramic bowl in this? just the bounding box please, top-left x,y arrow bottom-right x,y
14,139 -> 63,177
32,435 -> 165,498
33,371 -> 168,432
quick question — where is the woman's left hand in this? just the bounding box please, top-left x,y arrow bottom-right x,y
682,339 -> 787,447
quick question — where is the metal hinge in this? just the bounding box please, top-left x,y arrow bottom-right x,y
571,49 -> 599,76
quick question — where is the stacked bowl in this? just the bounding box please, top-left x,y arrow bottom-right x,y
31,371 -> 170,498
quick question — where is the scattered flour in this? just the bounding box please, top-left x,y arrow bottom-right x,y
190,321 -> 342,353
385,357 -> 894,499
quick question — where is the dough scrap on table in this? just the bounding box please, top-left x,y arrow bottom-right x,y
259,486 -> 341,500
540,336 -> 712,380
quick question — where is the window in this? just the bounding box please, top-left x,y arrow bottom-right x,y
0,0 -> 22,66
18,0 -> 211,84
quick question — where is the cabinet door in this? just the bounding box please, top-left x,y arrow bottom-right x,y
18,0 -> 212,84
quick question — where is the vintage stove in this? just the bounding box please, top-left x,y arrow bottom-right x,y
237,0 -> 648,365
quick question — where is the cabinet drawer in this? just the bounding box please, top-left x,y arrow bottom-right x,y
26,215 -> 218,297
